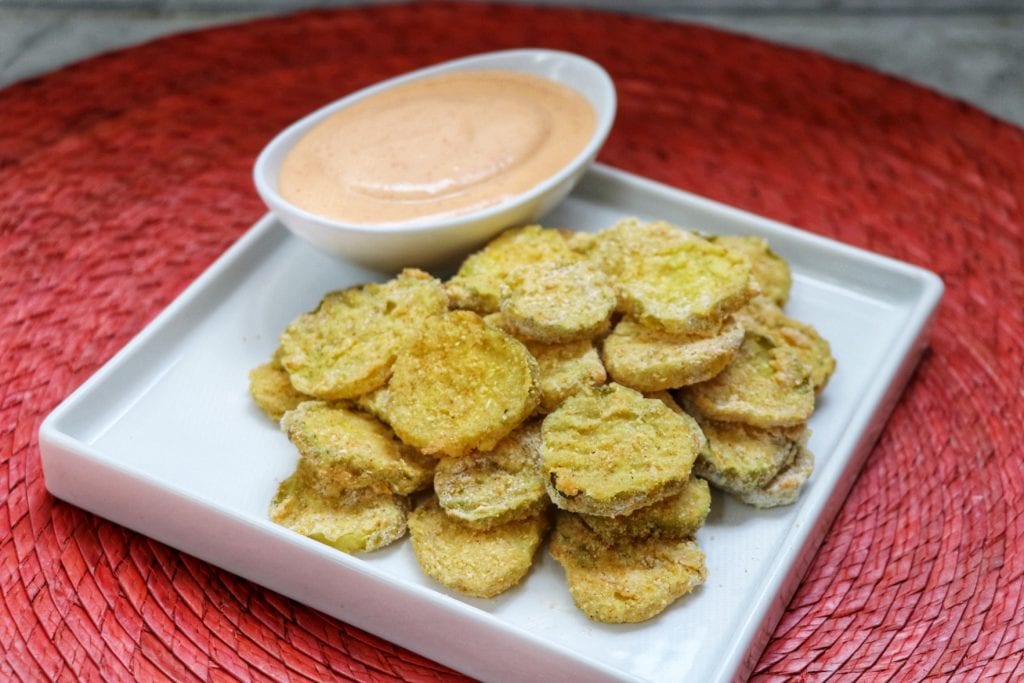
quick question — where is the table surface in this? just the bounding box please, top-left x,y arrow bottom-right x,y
2,3 -> 1023,128
2,3 -> 1023,682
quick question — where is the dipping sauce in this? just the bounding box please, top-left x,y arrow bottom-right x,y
277,70 -> 597,225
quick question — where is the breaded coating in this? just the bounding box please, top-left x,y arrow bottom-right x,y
737,296 -> 835,393
711,235 -> 792,306
248,352 -> 311,421
580,219 -> 756,335
353,385 -> 391,424
446,225 -> 578,313
499,261 -> 616,343
269,471 -> 408,553
525,338 -> 607,413
579,477 -> 711,546
601,316 -> 745,392
549,513 -> 707,623
683,327 -> 814,428
434,420 -> 549,528
691,411 -> 808,491
388,311 -> 540,457
734,444 -> 814,508
279,269 -> 447,399
281,401 -> 435,496
486,310 -> 607,412
408,496 -> 549,598
542,383 -> 703,516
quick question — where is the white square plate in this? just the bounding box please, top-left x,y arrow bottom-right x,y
39,164 -> 943,683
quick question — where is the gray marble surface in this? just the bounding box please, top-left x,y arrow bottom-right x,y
1,3 -> 1022,127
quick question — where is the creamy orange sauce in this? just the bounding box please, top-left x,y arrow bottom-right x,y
278,70 -> 597,225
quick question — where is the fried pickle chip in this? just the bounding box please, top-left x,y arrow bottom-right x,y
683,327 -> 814,428
249,352 -> 311,421
579,219 -> 755,335
499,261 -> 616,343
691,411 -> 808,491
601,316 -> 745,392
711,235 -> 792,306
408,496 -> 549,598
579,477 -> 711,546
281,401 -> 435,496
269,471 -> 408,553
388,311 -> 540,457
542,383 -> 702,516
434,420 -> 548,528
735,444 -> 814,508
279,269 -> 447,400
737,296 -> 835,393
483,312 -> 608,413
353,385 -> 391,424
549,513 -> 707,623
445,225 -> 579,313
526,338 -> 607,413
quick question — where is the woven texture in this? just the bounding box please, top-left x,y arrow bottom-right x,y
2,2 -> 1023,680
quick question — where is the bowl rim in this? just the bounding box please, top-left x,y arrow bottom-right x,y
252,48 -> 617,235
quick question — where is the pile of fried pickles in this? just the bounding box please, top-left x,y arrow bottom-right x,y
249,218 -> 835,624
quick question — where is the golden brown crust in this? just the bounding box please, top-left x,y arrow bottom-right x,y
711,235 -> 792,306
690,410 -> 807,491
549,513 -> 706,623
387,311 -> 540,456
248,353 -> 311,421
734,444 -> 815,508
281,401 -> 435,496
434,420 -> 550,528
279,269 -> 447,400
578,476 -> 711,545
408,496 -> 549,598
499,260 -> 616,343
736,296 -> 836,394
541,383 -> 702,516
683,327 -> 815,428
579,218 -> 756,335
269,471 -> 409,554
601,316 -> 745,391
445,225 -> 579,313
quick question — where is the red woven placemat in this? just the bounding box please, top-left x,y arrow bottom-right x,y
2,3 -> 1022,681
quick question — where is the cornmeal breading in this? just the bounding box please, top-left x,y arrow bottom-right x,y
434,420 -> 549,528
542,383 -> 702,516
387,311 -> 540,456
483,312 -> 608,413
736,296 -> 835,394
579,219 -> 756,336
248,351 -> 311,421
279,269 -> 447,399
691,410 -> 808,491
526,338 -> 608,413
549,513 -> 707,623
734,444 -> 815,508
445,225 -> 579,313
408,496 -> 549,598
353,385 -> 391,424
579,476 -> 711,546
281,401 -> 435,496
499,260 -> 616,343
269,471 -> 408,553
711,235 -> 792,306
601,316 -> 744,391
683,327 -> 815,428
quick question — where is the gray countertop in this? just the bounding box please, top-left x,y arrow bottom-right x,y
1,3 -> 1022,127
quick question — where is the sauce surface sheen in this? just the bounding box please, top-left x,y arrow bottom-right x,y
278,70 -> 597,225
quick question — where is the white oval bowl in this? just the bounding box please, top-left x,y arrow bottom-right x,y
253,49 -> 616,271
